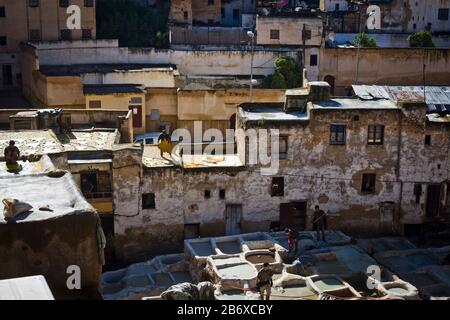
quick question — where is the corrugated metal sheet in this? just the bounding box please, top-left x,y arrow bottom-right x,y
352,85 -> 450,114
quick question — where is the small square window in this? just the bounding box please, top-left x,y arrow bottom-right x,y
330,124 -> 346,145
438,8 -> 449,20
28,0 -> 39,8
368,125 -> 384,145
0,7 -> 5,17
425,135 -> 431,146
204,190 -> 211,199
84,0 -> 94,7
271,177 -> 284,197
59,0 -> 69,8
89,100 -> 102,108
29,29 -> 41,41
221,8 -> 225,19
353,115 -> 360,121
60,29 -> 72,41
302,29 -> 311,40
82,29 -> 92,40
208,0 -> 214,5
0,37 -> 6,46
142,193 -> 155,209
310,54 -> 318,66
219,189 -> 226,200
361,174 -> 376,193
270,29 -> 280,40
184,11 -> 188,20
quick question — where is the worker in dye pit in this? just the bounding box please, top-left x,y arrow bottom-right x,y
313,205 -> 327,242
284,228 -> 299,253
257,262 -> 274,301
4,140 -> 21,172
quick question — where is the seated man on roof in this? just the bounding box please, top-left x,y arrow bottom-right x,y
4,140 -> 21,171
158,129 -> 173,158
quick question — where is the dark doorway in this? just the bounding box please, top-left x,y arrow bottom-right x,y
225,204 -> 242,235
426,184 -> 441,217
100,213 -> 116,268
280,201 -> 307,231
324,75 -> 335,95
129,105 -> 142,128
229,113 -> 236,130
2,65 -> 13,87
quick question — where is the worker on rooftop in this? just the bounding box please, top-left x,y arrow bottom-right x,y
158,129 -> 173,158
257,262 -> 274,301
4,140 -> 21,173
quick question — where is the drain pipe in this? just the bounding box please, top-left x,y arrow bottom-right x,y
395,109 -> 403,235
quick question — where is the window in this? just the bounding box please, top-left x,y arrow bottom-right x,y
204,190 -> 211,199
142,193 -> 156,209
60,29 -> 72,41
221,8 -> 225,19
59,0 -> 69,8
82,29 -> 92,40
29,30 -> 41,41
0,7 -> 5,17
89,100 -> 102,108
425,134 -> 431,146
335,3 -> 340,11
302,29 -> 311,40
80,171 -> 112,199
84,0 -> 94,7
368,125 -> 384,145
130,97 -> 142,104
270,29 -> 280,40
271,177 -> 284,197
361,174 -> 376,193
184,11 -> 188,20
310,54 -> 318,66
28,0 -> 39,7
353,115 -> 360,121
279,136 -> 288,160
233,9 -> 239,20
413,23 -> 417,30
219,189 -> 226,200
208,0 -> 214,5
330,124 -> 346,145
438,8 -> 449,20
0,37 -> 6,46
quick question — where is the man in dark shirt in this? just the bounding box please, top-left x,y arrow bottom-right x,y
4,140 -> 20,166
257,262 -> 274,300
313,205 -> 327,242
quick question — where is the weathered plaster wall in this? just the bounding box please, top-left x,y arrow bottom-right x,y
256,16 -> 324,47
319,48 -> 450,96
170,0 -> 193,24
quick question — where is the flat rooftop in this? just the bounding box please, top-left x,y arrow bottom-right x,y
0,129 -> 119,156
312,98 -> 398,110
238,103 -> 309,124
143,145 -> 244,169
39,63 -> 176,77
0,130 -> 64,155
0,276 -> 54,300
0,171 -> 94,224
57,130 -> 119,152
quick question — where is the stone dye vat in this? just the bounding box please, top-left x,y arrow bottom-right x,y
307,275 -> 361,299
102,254 -> 190,300
215,237 -> 242,255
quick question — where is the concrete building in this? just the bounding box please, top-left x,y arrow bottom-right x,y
111,82 -> 450,263
320,0 -> 349,12
369,0 -> 450,33
0,0 -> 96,90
